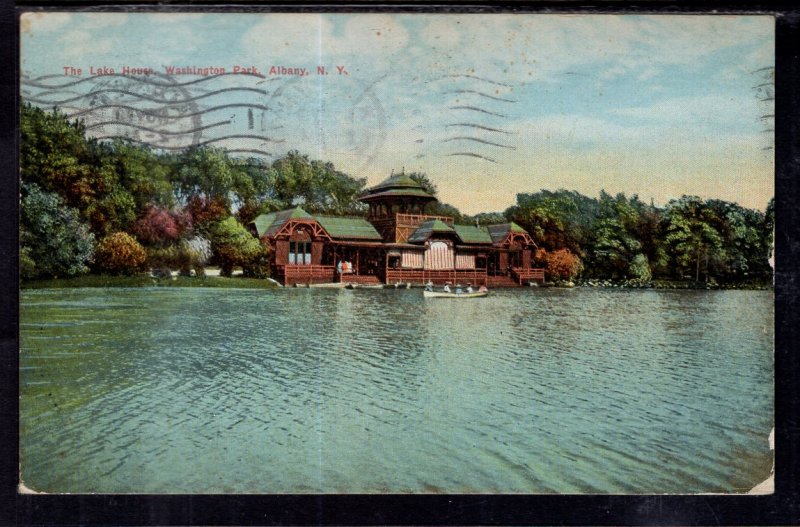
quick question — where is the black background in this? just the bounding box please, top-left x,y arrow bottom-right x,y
1,2 -> 798,525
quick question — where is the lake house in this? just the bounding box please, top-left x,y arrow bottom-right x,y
251,173 -> 545,286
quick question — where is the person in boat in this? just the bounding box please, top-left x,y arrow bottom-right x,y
466,284 -> 474,294
478,285 -> 488,293
443,282 -> 451,293
425,280 -> 434,292
455,284 -> 463,294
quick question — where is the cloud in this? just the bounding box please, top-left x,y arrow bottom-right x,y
58,30 -> 113,59
20,12 -> 71,34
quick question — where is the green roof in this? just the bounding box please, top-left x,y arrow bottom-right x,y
408,219 -> 455,243
371,173 -> 426,190
253,206 -> 314,237
486,222 -> 530,243
453,224 -> 493,244
253,212 -> 277,237
315,216 -> 382,240
359,173 -> 437,203
359,188 -> 438,202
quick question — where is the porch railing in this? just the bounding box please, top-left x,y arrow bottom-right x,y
510,267 -> 546,285
385,268 -> 487,286
279,264 -> 336,285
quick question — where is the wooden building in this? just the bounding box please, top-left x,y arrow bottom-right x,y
252,174 -> 544,286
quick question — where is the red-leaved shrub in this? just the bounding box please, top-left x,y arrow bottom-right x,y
187,196 -> 228,230
535,248 -> 584,281
133,206 -> 191,246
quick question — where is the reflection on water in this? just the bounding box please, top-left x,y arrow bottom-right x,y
20,287 -> 773,493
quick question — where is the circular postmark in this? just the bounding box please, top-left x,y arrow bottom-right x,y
266,74 -> 386,172
81,72 -> 203,150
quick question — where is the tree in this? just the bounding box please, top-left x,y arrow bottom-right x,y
20,183 -> 95,278
407,171 -> 438,196
93,232 -> 147,275
534,248 -> 583,281
208,217 -> 264,276
132,206 -> 192,246
173,147 -> 243,207
266,151 -> 367,214
506,189 -> 598,254
664,196 -> 725,282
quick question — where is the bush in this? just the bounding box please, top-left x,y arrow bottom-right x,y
187,196 -> 228,232
209,217 -> 262,277
132,206 -> 192,246
179,236 -> 212,276
242,243 -> 270,279
628,253 -> 652,281
94,232 -> 147,275
535,248 -> 583,281
20,183 -> 94,278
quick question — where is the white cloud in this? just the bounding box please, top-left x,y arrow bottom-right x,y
21,12 -> 71,34
58,30 -> 113,59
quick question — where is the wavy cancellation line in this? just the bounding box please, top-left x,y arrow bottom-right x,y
427,74 -> 513,88
445,123 -> 514,134
91,134 -> 282,150
84,120 -> 231,135
442,136 -> 516,149
23,86 -> 268,106
444,89 -> 518,103
446,152 -> 498,163
448,105 -> 508,118
224,149 -> 274,157
21,71 -> 271,89
60,103 -> 271,120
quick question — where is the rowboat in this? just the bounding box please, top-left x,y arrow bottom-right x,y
423,290 -> 488,298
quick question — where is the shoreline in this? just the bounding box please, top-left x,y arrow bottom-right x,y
20,273 -> 773,291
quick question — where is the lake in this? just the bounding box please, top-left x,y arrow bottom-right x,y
19,286 -> 774,493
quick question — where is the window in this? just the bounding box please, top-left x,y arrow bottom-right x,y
289,241 -> 311,265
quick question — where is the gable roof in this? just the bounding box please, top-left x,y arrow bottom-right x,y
315,215 -> 382,240
486,222 -> 528,243
253,206 -> 314,237
453,224 -> 493,244
408,219 -> 456,243
253,208 -> 382,241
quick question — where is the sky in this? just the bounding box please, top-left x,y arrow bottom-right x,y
20,12 -> 774,214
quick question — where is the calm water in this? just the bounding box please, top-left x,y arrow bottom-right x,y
19,287 -> 773,494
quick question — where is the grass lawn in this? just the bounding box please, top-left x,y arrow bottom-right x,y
21,273 -> 279,289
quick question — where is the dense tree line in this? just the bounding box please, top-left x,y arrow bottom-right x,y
20,104 -> 367,278
20,104 -> 773,285
505,190 -> 773,284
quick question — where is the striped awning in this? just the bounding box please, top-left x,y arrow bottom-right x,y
401,250 -> 423,269
424,241 -> 454,270
455,253 -> 476,269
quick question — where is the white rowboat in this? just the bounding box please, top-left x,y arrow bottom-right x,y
423,290 -> 488,298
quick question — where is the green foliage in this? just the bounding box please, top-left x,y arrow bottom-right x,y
266,151 -> 367,215
20,183 -> 95,279
427,202 -> 466,223
94,232 -> 147,275
174,147 -> 244,206
20,103 -> 775,285
407,172 -> 438,196
506,189 -> 598,254
209,217 -> 263,277
628,253 -> 652,281
664,196 -> 726,282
